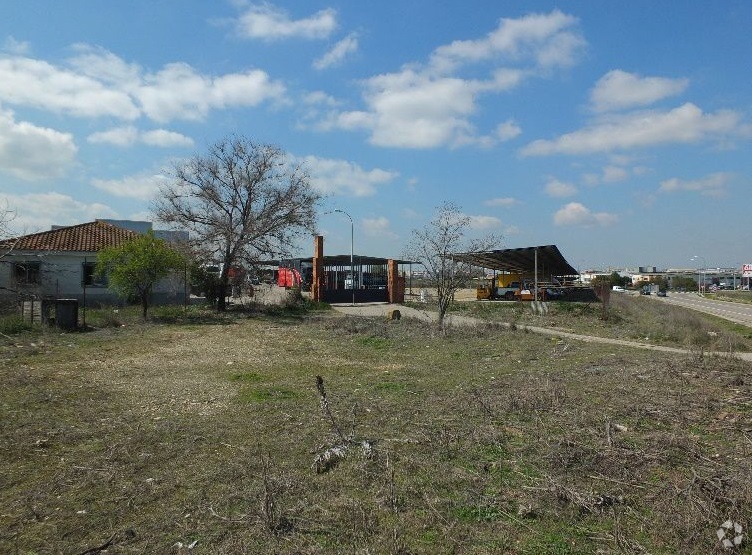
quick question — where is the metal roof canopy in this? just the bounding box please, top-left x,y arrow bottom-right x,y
258,255 -> 416,267
319,255 -> 415,266
451,245 -> 578,276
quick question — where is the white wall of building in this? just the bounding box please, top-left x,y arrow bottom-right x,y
0,251 -> 185,306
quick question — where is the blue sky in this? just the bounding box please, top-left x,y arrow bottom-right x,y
0,1 -> 750,270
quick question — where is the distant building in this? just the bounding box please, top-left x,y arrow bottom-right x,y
99,219 -> 189,243
0,220 -> 186,308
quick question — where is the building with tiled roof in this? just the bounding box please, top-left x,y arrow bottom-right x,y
0,220 -> 185,312
0,220 -> 140,252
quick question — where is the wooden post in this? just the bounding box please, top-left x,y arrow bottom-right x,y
312,235 -> 324,302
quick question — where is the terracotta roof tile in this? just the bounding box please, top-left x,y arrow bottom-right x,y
0,220 -> 140,252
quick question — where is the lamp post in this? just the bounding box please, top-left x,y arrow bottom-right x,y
334,209 -> 355,306
691,255 -> 707,296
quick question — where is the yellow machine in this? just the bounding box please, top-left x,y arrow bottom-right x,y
476,273 -> 523,301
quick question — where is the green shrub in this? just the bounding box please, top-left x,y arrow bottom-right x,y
85,307 -> 126,328
0,314 -> 32,335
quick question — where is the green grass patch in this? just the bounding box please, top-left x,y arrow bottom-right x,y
229,371 -> 264,383
374,381 -> 407,393
356,335 -> 391,350
239,386 -> 300,402
454,504 -> 506,522
2,310 -> 751,554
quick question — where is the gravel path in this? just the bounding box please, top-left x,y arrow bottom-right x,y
331,302 -> 752,362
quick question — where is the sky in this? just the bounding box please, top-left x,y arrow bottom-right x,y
0,1 -> 750,271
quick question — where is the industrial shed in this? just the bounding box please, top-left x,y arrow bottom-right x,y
451,245 -> 596,302
450,245 -> 578,278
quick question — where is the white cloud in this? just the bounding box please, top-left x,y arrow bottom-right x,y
591,70 -> 689,113
582,173 -> 599,186
584,160 -> 647,186
356,70 -> 482,148
553,202 -> 618,227
544,178 -> 577,197
141,129 -> 194,148
0,192 -> 117,234
299,155 -> 399,197
137,63 -> 285,123
324,10 -> 584,149
87,126 -> 193,148
0,47 -> 286,124
658,172 -> 732,197
521,103 -> 742,156
91,172 -> 170,201
602,165 -> 629,183
429,10 -> 584,72
0,107 -> 77,180
466,214 -> 502,229
314,33 -> 358,70
68,44 -> 142,88
0,56 -> 140,119
303,91 -> 339,107
2,36 -> 31,55
362,216 -> 398,239
496,119 -> 522,141
485,197 -> 520,207
87,126 -> 139,147
235,5 -> 337,40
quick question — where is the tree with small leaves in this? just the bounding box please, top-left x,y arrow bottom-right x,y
96,232 -> 185,319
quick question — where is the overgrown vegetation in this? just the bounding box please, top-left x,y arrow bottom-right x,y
712,291 -> 752,305
0,314 -> 32,336
434,293 -> 752,352
1,304 -> 751,553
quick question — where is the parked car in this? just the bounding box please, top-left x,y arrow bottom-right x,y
657,291 -> 667,297
612,286 -> 626,293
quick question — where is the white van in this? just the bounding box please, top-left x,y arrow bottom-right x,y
612,285 -> 626,292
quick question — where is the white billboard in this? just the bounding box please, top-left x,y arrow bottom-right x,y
743,264 -> 752,278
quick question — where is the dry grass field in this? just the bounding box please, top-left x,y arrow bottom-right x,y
1,298 -> 751,554
439,292 -> 752,352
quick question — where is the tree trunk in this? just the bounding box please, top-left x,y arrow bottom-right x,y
217,283 -> 227,311
437,296 -> 450,327
217,268 -> 232,311
141,295 -> 149,319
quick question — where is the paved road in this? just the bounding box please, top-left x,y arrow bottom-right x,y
649,292 -> 752,327
331,302 -> 752,362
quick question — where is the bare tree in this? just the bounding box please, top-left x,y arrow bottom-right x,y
0,201 -> 14,240
0,201 -> 18,268
404,202 -> 500,327
154,135 -> 321,310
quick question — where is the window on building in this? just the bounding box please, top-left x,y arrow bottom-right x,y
13,261 -> 41,285
82,262 -> 107,287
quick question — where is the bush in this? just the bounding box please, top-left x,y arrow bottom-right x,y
87,308 -> 125,328
282,287 -> 304,309
0,314 -> 32,335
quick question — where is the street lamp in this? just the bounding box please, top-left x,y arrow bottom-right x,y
334,209 -> 355,306
691,255 -> 707,296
